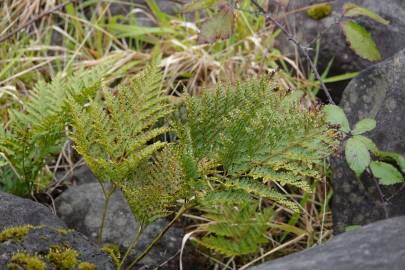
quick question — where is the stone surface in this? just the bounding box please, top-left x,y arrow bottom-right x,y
0,192 -> 114,269
250,215 -> 405,270
0,191 -> 65,229
55,182 -> 184,268
331,49 -> 405,233
277,0 -> 405,100
0,226 -> 115,270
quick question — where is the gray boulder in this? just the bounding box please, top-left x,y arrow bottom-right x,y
249,215 -> 405,270
0,192 -> 114,269
331,49 -> 405,233
0,191 -> 65,229
55,182 -> 184,268
278,0 -> 405,74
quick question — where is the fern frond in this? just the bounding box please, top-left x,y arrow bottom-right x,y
68,66 -> 171,183
198,203 -> 274,256
0,67 -> 105,195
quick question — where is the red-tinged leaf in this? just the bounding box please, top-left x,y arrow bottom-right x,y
197,3 -> 235,44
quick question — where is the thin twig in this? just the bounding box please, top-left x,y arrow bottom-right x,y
250,0 -> 335,105
0,0 -> 76,43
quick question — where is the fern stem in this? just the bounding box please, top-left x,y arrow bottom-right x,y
117,223 -> 144,270
97,183 -> 115,244
126,202 -> 194,270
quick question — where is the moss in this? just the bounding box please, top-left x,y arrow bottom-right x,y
101,244 -> 121,267
0,225 -> 34,242
78,262 -> 97,270
7,252 -> 46,270
56,228 -> 74,236
307,3 -> 332,20
47,246 -> 79,270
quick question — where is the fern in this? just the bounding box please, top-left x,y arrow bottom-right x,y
169,79 -> 338,256
0,68 -> 105,196
67,66 -> 176,225
198,202 -> 274,256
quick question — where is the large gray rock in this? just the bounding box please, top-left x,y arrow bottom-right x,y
250,215 -> 405,270
278,0 -> 405,81
55,182 -> 184,268
331,49 -> 405,233
0,192 -> 114,269
0,191 -> 65,228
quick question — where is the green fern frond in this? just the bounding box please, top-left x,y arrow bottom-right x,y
0,67 -> 105,195
198,203 -> 274,256
68,66 -> 171,183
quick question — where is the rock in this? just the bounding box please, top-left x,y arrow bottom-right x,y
277,0 -> 405,99
0,192 -> 114,269
0,191 -> 65,229
331,48 -> 405,233
249,215 -> 405,270
55,183 -> 184,268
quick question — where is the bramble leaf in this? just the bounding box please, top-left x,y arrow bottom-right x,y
198,3 -> 234,44
370,161 -> 403,185
343,3 -> 389,25
352,118 -> 376,135
345,136 -> 370,177
323,105 -> 350,133
353,135 -> 378,154
341,20 -> 381,61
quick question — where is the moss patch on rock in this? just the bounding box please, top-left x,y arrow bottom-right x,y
0,225 -> 34,242
7,252 -> 46,270
47,246 -> 79,270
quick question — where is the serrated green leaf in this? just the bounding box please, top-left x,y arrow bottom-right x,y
343,3 -> 390,25
341,20 -> 382,61
323,105 -> 350,133
352,118 -> 376,135
370,161 -> 403,185
197,3 -> 234,44
345,137 -> 370,176
353,135 -> 378,154
376,152 -> 405,174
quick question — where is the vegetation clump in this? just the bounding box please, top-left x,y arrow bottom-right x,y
47,246 -> 79,270
7,252 -> 46,270
0,225 -> 34,242
307,3 -> 333,20
78,262 -> 97,270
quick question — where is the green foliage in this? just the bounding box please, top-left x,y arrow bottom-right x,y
47,246 -> 79,270
370,161 -> 403,185
7,252 -> 46,270
340,3 -> 389,61
341,20 -> 381,61
198,202 -> 274,256
307,3 -> 332,20
345,136 -> 371,177
0,67 -> 105,196
68,66 -> 175,225
324,105 -> 404,185
68,66 -> 170,183
167,79 -> 338,256
343,3 -> 389,25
